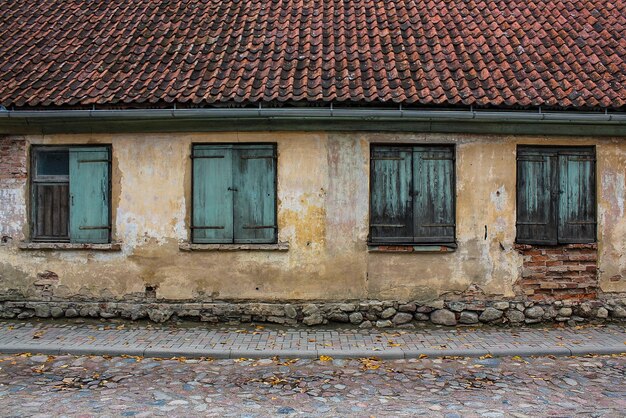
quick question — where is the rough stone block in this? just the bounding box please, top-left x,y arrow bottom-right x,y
391,312 -> 413,325
492,302 -> 510,310
398,303 -> 417,313
303,313 -> 323,326
430,309 -> 456,326
349,312 -> 363,324
458,311 -> 479,324
506,309 -> 525,323
524,306 -> 544,319
284,304 -> 297,319
380,307 -> 396,319
447,301 -> 466,312
479,308 -> 503,322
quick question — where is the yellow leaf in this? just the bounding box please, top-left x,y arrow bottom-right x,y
418,354 -> 428,359
479,354 -> 493,360
319,355 -> 333,362
116,324 -> 125,330
32,331 -> 45,339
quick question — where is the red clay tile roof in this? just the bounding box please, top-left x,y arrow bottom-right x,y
0,0 -> 625,110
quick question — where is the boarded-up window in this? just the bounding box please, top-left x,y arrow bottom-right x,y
516,146 -> 596,245
369,145 -> 455,244
31,146 -> 111,243
192,144 -> 277,244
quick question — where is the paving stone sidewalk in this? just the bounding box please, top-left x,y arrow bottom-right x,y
0,320 -> 624,359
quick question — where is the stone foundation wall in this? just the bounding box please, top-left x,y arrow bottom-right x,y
515,244 -> 599,301
1,298 -> 624,327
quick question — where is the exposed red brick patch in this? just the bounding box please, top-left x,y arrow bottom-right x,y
0,136 -> 27,184
515,243 -> 598,302
0,1 -> 624,109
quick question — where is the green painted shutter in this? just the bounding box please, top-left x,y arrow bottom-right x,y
192,145 -> 234,243
413,147 -> 455,243
516,150 -> 558,244
558,152 -> 596,243
232,145 -> 276,243
69,147 -> 110,243
369,146 -> 413,243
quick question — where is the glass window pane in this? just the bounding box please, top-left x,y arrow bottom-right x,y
37,150 -> 69,176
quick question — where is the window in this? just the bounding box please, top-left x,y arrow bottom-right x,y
192,144 -> 277,244
369,145 -> 455,244
516,146 -> 596,245
31,146 -> 111,243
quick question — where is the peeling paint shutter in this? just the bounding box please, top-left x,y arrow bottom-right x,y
558,151 -> 596,243
370,147 -> 413,243
413,146 -> 455,243
233,144 -> 277,243
192,145 -> 234,243
516,150 -> 558,245
69,147 -> 110,243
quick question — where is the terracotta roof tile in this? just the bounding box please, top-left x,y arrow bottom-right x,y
0,0 -> 624,109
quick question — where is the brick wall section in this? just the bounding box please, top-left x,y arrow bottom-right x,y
515,243 -> 598,302
0,136 -> 27,184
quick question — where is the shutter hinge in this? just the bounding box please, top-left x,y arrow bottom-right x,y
242,225 -> 277,229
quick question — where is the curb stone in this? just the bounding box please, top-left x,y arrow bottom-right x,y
1,344 -> 623,359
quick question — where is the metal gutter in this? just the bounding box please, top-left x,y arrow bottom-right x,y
1,106 -> 625,136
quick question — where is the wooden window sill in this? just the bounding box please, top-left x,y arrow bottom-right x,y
179,242 -> 289,252
18,242 -> 122,251
514,242 -> 597,250
368,244 -> 457,253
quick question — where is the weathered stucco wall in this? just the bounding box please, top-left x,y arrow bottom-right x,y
0,132 -> 624,303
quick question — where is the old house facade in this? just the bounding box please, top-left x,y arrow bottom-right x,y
1,0 -> 625,326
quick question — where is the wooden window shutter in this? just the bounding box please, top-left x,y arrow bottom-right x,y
33,184 -> 69,240
69,147 -> 110,243
413,146 -> 455,243
369,147 -> 413,243
232,144 -> 277,244
192,145 -> 234,243
557,152 -> 596,243
516,150 -> 558,245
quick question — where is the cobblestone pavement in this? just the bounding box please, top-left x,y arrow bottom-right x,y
0,320 -> 625,359
0,352 -> 624,417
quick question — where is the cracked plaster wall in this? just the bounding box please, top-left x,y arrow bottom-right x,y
0,132 -> 624,302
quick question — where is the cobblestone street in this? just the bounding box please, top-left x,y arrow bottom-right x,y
0,352 -> 624,417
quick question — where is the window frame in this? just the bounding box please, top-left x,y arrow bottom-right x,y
368,143 -> 456,246
29,145 -> 112,243
190,142 -> 278,245
515,145 -> 597,245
